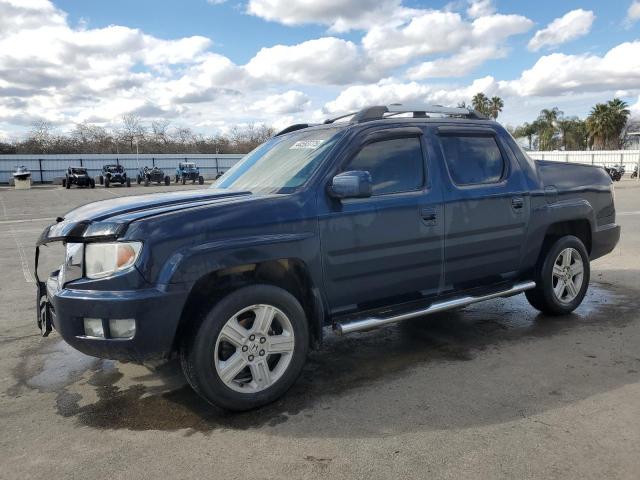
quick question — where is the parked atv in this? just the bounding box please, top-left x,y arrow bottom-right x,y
137,166 -> 171,186
176,161 -> 204,185
63,166 -> 95,189
604,164 -> 624,181
99,164 -> 130,188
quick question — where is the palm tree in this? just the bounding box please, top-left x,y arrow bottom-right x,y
513,122 -> 537,150
536,107 -> 562,151
586,99 -> 630,149
472,93 -> 489,116
489,96 -> 504,120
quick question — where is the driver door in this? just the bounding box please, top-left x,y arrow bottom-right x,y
318,127 -> 444,313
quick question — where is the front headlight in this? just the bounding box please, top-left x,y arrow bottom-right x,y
59,242 -> 83,288
85,241 -> 142,279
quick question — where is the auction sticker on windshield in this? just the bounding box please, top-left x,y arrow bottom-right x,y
290,139 -> 324,150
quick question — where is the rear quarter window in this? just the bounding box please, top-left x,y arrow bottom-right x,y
440,135 -> 505,185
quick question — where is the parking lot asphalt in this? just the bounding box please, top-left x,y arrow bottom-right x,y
1,180 -> 639,480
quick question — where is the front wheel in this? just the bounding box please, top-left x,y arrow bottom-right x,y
180,284 -> 309,411
126,178 -> 131,187
164,176 -> 170,186
526,235 -> 590,316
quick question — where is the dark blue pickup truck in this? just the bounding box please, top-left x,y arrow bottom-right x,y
35,104 -> 620,410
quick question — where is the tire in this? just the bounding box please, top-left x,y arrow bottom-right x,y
144,177 -> 150,187
136,175 -> 141,185
99,175 -> 103,185
180,284 -> 309,411
126,178 -> 131,187
198,176 -> 204,185
105,177 -> 110,188
175,175 -> 179,183
182,177 -> 186,185
65,177 -> 70,189
164,176 -> 170,186
90,179 -> 95,189
525,235 -> 590,316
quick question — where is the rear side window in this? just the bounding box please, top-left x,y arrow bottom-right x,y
344,137 -> 424,195
440,135 -> 505,185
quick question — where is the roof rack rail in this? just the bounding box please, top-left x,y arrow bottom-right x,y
324,104 -> 488,124
275,123 -> 316,136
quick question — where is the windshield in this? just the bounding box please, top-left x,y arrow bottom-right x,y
213,127 -> 344,194
182,163 -> 196,168
106,165 -> 122,172
71,168 -> 86,174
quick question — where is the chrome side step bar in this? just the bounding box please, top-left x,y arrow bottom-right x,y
333,281 -> 536,335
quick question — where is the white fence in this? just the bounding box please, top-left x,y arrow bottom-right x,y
1,150 -> 639,184
0,153 -> 244,183
529,150 -> 640,175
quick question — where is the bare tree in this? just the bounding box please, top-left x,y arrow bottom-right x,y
118,114 -> 146,152
151,119 -> 171,144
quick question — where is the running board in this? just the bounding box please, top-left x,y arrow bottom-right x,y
333,281 -> 536,335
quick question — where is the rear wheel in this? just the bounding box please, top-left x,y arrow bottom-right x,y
136,175 -> 141,185
144,177 -> 150,187
198,176 -> 204,185
105,177 -> 110,188
90,179 -> 95,189
98,175 -> 104,185
182,177 -> 186,185
164,176 -> 170,186
526,235 -> 590,315
180,284 -> 309,411
65,177 -> 70,189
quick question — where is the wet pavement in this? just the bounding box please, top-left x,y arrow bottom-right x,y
1,181 -> 639,479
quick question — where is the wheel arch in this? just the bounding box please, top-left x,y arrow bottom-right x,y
172,258 -> 326,354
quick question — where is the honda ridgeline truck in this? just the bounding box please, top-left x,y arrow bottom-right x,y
35,104 -> 620,410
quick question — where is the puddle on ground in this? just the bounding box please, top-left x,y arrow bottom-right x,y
7,283 -> 639,436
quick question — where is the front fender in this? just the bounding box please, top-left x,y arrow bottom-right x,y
157,232 -> 320,286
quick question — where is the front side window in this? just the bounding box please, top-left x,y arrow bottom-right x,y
440,134 -> 505,185
343,137 -> 424,195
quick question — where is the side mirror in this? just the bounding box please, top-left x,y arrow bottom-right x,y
328,171 -> 372,199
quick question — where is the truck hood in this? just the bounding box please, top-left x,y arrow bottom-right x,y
38,189 -> 254,244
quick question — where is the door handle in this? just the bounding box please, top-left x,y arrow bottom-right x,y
420,207 -> 437,225
511,197 -> 524,210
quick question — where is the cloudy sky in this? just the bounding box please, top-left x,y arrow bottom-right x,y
1,0 -> 639,139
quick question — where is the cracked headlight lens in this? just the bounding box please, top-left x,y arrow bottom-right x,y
85,242 -> 142,279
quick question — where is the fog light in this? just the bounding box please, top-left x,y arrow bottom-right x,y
109,319 -> 136,339
84,318 -> 104,338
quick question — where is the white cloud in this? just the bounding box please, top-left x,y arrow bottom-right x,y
249,90 -> 311,114
323,76 -> 500,114
407,46 -> 506,79
528,9 -> 595,51
467,0 -> 495,19
245,37 -> 375,85
246,0 -> 414,32
363,11 -> 531,72
628,1 -> 640,23
403,14 -> 532,79
502,41 -> 640,96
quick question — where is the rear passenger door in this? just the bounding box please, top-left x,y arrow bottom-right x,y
318,127 -> 444,312
434,126 -> 530,292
